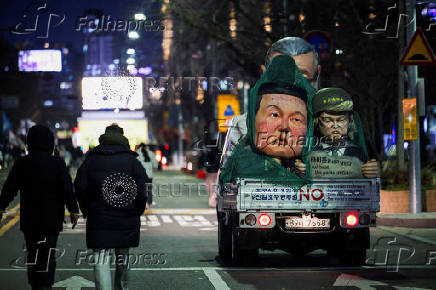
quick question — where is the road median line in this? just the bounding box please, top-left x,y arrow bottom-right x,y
0,204 -> 20,238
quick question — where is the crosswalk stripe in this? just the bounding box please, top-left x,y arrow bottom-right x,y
161,215 -> 173,223
146,215 -> 161,227
61,213 -> 218,233
0,204 -> 21,238
144,208 -> 215,215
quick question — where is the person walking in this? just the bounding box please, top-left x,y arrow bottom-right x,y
0,125 -> 79,290
136,144 -> 156,209
74,124 -> 149,290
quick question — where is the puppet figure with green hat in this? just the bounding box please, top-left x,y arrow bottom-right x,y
219,55 -> 316,188
296,87 -> 379,178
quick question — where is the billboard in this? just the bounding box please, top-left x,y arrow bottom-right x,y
82,77 -> 143,110
18,50 -> 62,72
77,111 -> 148,151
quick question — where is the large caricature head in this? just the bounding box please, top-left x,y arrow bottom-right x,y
312,88 -> 354,144
254,85 -> 308,158
248,55 -> 314,159
262,37 -> 320,89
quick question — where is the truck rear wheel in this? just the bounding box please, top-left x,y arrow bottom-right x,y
327,228 -> 369,266
218,214 -> 232,261
328,248 -> 366,266
231,228 -> 259,266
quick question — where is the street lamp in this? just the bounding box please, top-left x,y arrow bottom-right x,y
126,48 -> 135,55
126,57 -> 135,65
128,31 -> 140,39
134,13 -> 146,20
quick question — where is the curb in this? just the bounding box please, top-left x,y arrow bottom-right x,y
377,217 -> 436,228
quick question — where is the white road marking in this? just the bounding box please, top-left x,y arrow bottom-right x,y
203,268 -> 230,290
199,227 -> 217,231
173,215 -> 214,227
53,275 -> 94,290
161,215 -> 173,223
393,287 -> 431,290
1,265 -> 436,271
194,215 -> 212,226
174,215 -> 194,226
379,226 -> 436,246
145,208 -> 215,215
333,273 -> 387,289
146,215 -> 161,227
62,214 -> 217,233
333,273 -> 432,290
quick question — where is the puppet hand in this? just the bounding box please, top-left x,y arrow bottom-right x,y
295,159 -> 306,174
362,159 -> 379,178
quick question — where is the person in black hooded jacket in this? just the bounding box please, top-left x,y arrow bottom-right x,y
0,125 -> 80,290
74,124 -> 149,290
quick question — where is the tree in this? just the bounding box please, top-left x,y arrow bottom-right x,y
158,0 -> 400,160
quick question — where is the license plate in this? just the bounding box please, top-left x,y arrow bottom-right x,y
285,217 -> 330,229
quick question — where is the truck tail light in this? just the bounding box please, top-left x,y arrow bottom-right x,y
359,214 -> 370,225
244,214 -> 256,226
258,214 -> 272,227
345,213 -> 359,227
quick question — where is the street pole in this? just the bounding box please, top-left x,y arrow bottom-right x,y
211,38 -> 217,134
243,83 -> 249,114
177,101 -> 184,168
406,0 -> 422,213
283,0 -> 288,37
397,0 -> 406,171
175,61 -> 184,168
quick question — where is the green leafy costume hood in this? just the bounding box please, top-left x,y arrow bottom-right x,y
219,55 -> 317,188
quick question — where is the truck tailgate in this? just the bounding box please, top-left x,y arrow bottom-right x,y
236,178 -> 380,212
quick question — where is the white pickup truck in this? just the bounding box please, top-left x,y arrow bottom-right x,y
217,177 -> 380,265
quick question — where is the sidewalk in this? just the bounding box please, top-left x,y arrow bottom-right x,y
377,212 -> 436,228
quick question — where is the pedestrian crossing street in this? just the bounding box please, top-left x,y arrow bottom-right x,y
62,209 -> 218,234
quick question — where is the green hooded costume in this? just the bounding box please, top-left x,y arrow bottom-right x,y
219,55 -> 317,189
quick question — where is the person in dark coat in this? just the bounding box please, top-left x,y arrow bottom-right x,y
0,125 -> 80,290
74,124 -> 149,290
